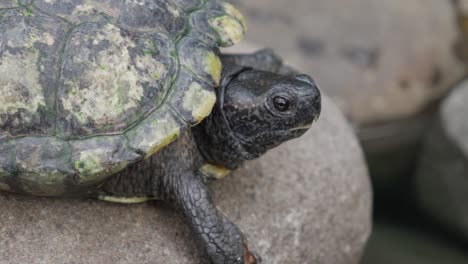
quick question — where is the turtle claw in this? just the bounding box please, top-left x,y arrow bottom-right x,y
244,250 -> 261,264
249,251 -> 262,264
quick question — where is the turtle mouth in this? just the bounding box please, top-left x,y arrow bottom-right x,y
236,127 -> 311,156
288,123 -> 313,131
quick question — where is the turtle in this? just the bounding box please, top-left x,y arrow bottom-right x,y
0,0 -> 321,263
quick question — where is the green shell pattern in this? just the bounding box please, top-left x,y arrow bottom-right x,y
0,0 -> 246,196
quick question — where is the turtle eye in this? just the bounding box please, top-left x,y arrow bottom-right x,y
273,96 -> 290,112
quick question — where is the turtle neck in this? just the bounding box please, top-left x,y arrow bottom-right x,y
192,65 -> 258,170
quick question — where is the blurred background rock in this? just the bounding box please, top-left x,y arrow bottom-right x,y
229,0 -> 464,200
416,79 -> 468,243
229,0 -> 468,262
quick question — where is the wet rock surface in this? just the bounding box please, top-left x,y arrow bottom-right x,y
415,79 -> 468,241
0,97 -> 372,264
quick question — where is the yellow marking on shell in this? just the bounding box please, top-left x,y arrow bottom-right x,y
98,195 -> 157,204
222,3 -> 247,30
61,24 -> 168,126
209,15 -> 245,47
199,164 -> 231,180
127,111 -> 181,159
204,52 -> 222,85
183,82 -> 216,123
0,51 -> 46,124
143,123 -> 180,159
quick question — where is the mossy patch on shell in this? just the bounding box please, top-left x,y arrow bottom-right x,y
0,51 -> 46,124
60,23 -> 145,126
74,149 -> 108,181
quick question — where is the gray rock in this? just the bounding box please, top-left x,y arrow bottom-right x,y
231,0 -> 462,126
230,0 -> 464,196
416,79 -> 468,239
0,96 -> 372,264
361,223 -> 468,264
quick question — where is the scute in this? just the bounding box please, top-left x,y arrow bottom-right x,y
34,0 -> 122,24
119,0 -> 187,38
126,106 -> 184,159
0,0 -> 246,196
178,38 -> 222,86
71,136 -> 140,185
5,137 -> 73,196
172,0 -> 204,12
56,20 -> 176,138
170,69 -> 217,125
0,7 -> 70,137
0,0 -> 20,8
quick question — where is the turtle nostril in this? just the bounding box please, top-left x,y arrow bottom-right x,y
294,74 -> 315,86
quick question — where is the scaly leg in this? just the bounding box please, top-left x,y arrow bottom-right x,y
161,172 -> 258,264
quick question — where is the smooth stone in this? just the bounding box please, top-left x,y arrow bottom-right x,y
230,0 -> 462,125
229,0 -> 464,197
0,96 -> 372,264
416,79 -> 468,240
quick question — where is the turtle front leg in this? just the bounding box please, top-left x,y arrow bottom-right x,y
161,172 -> 258,264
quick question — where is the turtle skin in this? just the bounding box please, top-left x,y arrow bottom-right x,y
0,1 -> 322,263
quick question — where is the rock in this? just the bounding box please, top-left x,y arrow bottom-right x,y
231,0 -> 462,125
415,79 -> 468,240
229,0 -> 465,198
361,223 -> 468,264
0,97 -> 372,264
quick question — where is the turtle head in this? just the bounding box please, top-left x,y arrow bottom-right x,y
194,67 -> 320,170
221,69 -> 321,156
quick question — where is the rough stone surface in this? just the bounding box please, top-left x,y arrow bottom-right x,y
230,0 -> 463,126
416,79 -> 468,240
361,223 -> 468,264
0,96 -> 372,264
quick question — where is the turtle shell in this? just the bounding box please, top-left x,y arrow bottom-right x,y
0,0 -> 246,196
